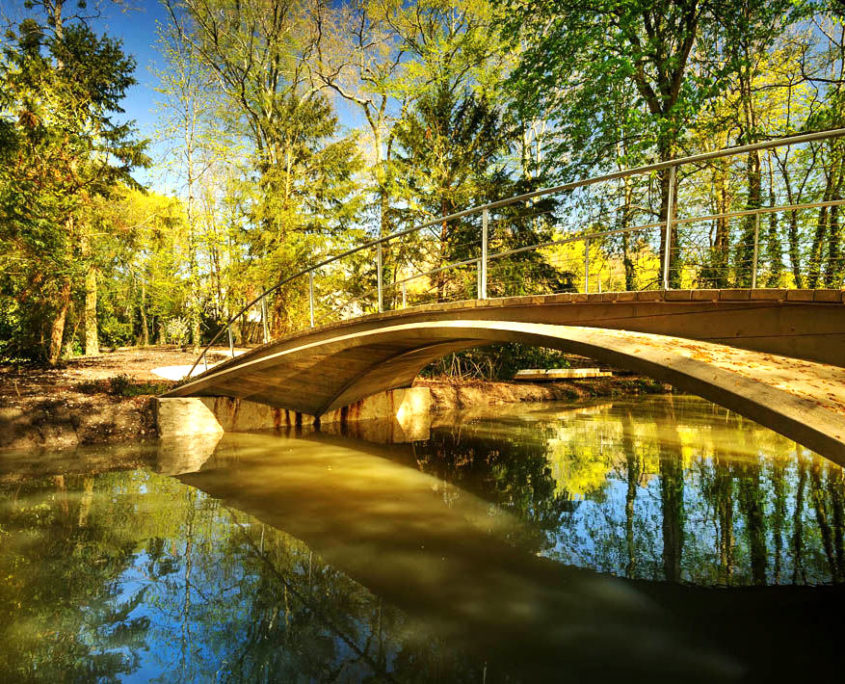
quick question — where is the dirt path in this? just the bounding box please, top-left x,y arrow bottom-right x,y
0,346 -> 243,398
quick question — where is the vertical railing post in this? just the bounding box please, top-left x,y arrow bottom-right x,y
309,270 -> 315,328
751,211 -> 760,289
261,291 -> 269,344
228,326 -> 234,359
377,241 -> 384,312
662,164 -> 676,290
402,280 -> 407,309
584,238 -> 590,293
480,209 -> 488,300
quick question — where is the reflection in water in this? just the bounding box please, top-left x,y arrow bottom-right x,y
413,396 -> 845,587
0,395 -> 844,681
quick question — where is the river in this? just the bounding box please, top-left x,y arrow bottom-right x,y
1,395 -> 843,682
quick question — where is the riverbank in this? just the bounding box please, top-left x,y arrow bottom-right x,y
0,347 -> 671,450
416,375 -> 669,409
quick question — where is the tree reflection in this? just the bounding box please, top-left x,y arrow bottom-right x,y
411,397 -> 845,586
411,426 -> 574,551
0,474 -> 150,679
622,411 -> 641,578
658,400 -> 685,583
0,468 -> 490,682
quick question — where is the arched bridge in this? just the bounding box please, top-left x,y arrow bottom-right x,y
164,289 -> 845,464
164,130 -> 845,463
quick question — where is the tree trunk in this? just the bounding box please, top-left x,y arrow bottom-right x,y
771,460 -> 786,583
84,264 -> 99,355
810,461 -> 838,581
620,180 -> 636,291
825,204 -> 842,287
792,453 -> 807,584
659,402 -> 684,582
660,446 -> 684,582
77,477 -> 94,528
829,465 -> 845,582
738,460 -> 767,586
714,453 -> 735,584
808,182 -> 834,288
139,279 -> 150,346
788,209 -> 804,288
736,149 -> 762,287
622,413 -> 639,577
80,230 -> 99,356
781,162 -> 806,288
824,158 -> 844,287
48,279 -> 72,365
657,140 -> 680,288
765,161 -> 784,287
710,158 -> 731,288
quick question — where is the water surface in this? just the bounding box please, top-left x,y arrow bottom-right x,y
2,395 -> 844,682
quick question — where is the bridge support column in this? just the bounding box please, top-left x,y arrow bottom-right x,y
156,398 -> 224,438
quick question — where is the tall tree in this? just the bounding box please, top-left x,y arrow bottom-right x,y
164,0 -> 362,333
0,1 -> 147,362
155,21 -> 225,350
501,0 -> 710,287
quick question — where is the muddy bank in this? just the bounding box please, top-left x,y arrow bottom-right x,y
0,346 -> 218,451
0,395 -> 158,451
1,375 -> 671,451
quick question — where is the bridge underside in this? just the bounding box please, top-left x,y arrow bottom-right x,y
164,291 -> 845,463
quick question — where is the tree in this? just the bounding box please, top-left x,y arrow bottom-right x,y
155,22 -> 223,350
501,0 -> 712,286
313,0 -> 406,242
0,1 -> 147,362
164,0 -> 363,334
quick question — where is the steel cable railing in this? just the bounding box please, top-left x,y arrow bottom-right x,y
187,127 -> 845,378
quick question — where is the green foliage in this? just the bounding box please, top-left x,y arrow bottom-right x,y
0,2 -> 148,362
422,343 -> 571,380
1,0 -> 844,378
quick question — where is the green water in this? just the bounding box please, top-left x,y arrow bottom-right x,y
1,395 -> 844,682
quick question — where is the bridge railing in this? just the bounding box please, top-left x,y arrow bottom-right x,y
189,127 -> 845,377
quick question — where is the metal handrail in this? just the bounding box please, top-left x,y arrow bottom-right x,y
314,195 -> 845,321
186,127 -> 845,378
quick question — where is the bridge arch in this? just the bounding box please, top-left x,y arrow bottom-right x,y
166,309 -> 845,464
